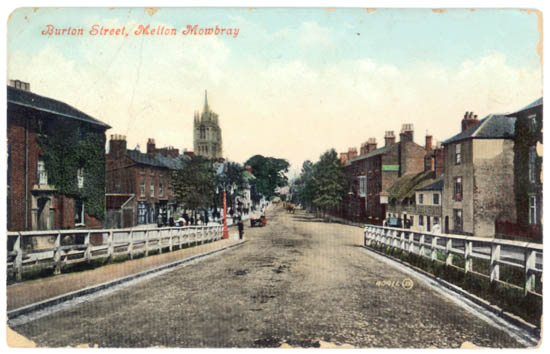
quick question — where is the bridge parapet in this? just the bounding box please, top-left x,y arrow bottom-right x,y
364,225 -> 542,297
7,225 -> 223,281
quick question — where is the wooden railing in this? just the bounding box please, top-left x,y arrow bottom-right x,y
7,225 -> 223,281
364,225 -> 542,296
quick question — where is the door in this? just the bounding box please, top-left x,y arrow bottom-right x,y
37,197 -> 50,230
445,216 -> 449,234
427,216 -> 431,232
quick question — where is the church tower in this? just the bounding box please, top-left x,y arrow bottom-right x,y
193,90 -> 223,159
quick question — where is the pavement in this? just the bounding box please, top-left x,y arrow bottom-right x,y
9,205 -> 525,348
7,237 -> 241,311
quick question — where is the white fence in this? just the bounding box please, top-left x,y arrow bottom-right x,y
364,225 -> 542,296
7,225 -> 223,281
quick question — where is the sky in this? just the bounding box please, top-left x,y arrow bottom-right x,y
7,7 -> 542,177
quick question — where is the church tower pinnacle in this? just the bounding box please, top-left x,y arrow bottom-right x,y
193,90 -> 223,159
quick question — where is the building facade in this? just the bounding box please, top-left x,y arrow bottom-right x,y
442,111 -> 517,237
193,91 -> 223,160
105,135 -> 186,227
7,81 -> 110,231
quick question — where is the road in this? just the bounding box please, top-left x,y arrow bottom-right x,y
12,205 -> 523,348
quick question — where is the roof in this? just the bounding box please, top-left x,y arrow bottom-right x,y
509,97 -> 542,115
415,176 -> 444,191
7,86 -> 111,129
126,149 -> 187,169
347,144 -> 393,164
387,170 -> 435,201
442,114 -> 516,145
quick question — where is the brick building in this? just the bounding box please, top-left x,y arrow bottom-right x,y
105,135 -> 187,227
385,134 -> 445,230
442,111 -> 517,236
7,81 -> 111,231
341,124 -> 428,224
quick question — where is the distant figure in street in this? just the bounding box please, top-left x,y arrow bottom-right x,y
237,216 -> 244,240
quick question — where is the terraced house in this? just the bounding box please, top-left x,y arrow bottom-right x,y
105,135 -> 188,228
7,80 -> 111,231
441,98 -> 543,239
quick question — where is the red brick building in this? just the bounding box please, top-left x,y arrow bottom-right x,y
105,135 -> 186,227
341,124 -> 429,225
7,81 -> 111,231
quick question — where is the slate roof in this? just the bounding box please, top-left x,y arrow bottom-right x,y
442,114 -> 516,145
415,176 -> 444,191
509,97 -> 542,115
126,149 -> 187,169
346,144 -> 393,164
7,86 -> 111,129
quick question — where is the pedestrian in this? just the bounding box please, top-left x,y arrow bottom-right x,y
237,216 -> 244,240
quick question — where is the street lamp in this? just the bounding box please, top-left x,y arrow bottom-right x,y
217,186 -> 230,239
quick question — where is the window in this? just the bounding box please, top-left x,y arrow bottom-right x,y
75,199 -> 85,225
150,168 -> 154,176
409,216 -> 414,226
454,177 -> 463,201
529,148 -> 537,183
433,193 -> 440,205
453,209 -> 463,232
140,168 -> 145,175
455,143 -> 462,165
419,215 -> 424,226
77,168 -> 84,189
150,183 -> 155,197
159,183 -> 164,196
529,196 -> 537,225
433,216 -> 439,225
528,114 -> 537,132
418,194 -> 424,204
140,180 -> 145,197
200,126 -> 206,139
37,159 -> 48,185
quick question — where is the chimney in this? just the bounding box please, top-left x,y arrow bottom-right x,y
340,152 -> 348,163
461,111 -> 480,132
384,131 -> 396,146
109,134 -> 127,159
425,134 -> 433,152
367,137 -> 377,153
360,142 -> 368,155
434,143 -> 445,178
399,124 -> 414,143
147,138 -> 156,155
9,79 -> 31,91
347,147 -> 358,160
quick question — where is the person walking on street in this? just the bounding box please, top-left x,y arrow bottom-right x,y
237,216 -> 244,240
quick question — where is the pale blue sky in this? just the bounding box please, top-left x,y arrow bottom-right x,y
7,8 -> 542,173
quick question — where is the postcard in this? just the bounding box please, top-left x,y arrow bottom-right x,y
4,6 -> 543,349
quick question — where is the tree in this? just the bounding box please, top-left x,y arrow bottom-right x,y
216,161 -> 246,210
311,149 -> 348,216
294,150 -> 347,216
172,156 -> 216,218
245,155 -> 290,200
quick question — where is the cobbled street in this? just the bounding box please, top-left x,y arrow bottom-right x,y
12,205 -> 523,348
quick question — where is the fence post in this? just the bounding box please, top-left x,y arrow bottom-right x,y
169,228 -> 174,252
158,230 -> 164,254
419,233 -> 425,257
431,236 -> 438,261
128,230 -> 134,260
464,240 -> 472,273
145,230 -> 150,257
54,232 -> 62,274
490,244 -> 500,282
399,231 -> 405,251
84,231 -> 91,262
107,229 -> 114,263
14,233 -> 23,281
445,238 -> 453,266
524,249 -> 536,294
408,232 -> 414,254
